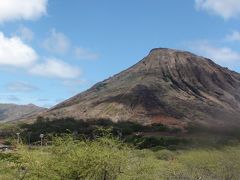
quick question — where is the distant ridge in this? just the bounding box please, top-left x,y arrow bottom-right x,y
0,103 -> 46,122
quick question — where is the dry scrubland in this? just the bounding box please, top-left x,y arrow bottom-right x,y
1,119 -> 240,179
0,136 -> 240,180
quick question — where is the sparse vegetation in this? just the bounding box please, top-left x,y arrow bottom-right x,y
0,136 -> 240,179
1,118 -> 240,179
0,117 -> 183,148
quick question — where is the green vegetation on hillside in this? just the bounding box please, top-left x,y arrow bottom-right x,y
1,117 -> 186,149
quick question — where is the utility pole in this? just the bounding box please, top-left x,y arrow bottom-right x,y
28,132 -> 32,145
40,134 -> 44,147
16,132 -> 20,144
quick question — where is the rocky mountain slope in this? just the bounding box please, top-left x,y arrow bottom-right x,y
0,103 -> 46,122
44,48 -> 240,129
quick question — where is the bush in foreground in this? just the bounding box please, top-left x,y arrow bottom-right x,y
0,136 -> 240,179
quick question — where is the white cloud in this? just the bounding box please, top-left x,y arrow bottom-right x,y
0,32 -> 82,79
0,0 -> 47,23
190,41 -> 240,68
195,0 -> 240,20
74,47 -> 99,60
0,32 -> 38,67
225,31 -> 240,42
6,81 -> 38,92
16,26 -> 34,42
43,29 -> 70,54
29,58 -> 81,79
5,95 -> 20,102
0,94 -> 20,102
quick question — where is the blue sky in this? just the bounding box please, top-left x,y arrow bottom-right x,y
0,0 -> 239,107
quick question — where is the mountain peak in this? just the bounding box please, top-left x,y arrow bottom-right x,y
148,48 -> 195,57
43,48 -> 240,130
143,48 -> 203,67
149,47 -> 183,53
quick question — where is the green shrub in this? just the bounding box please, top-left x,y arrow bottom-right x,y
1,137 -> 240,179
154,149 -> 176,161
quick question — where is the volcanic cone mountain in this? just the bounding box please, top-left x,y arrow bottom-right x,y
45,48 -> 240,129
